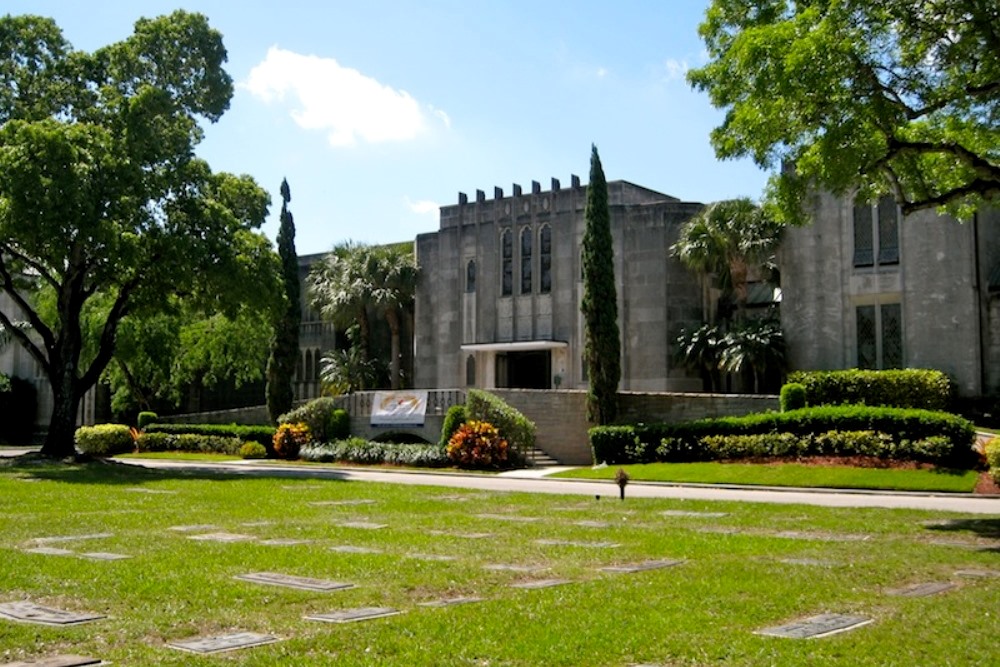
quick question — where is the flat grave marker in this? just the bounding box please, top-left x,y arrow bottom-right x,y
694,526 -> 743,536
124,487 -> 176,495
0,602 -> 105,627
22,547 -> 74,556
309,499 -> 376,507
234,572 -> 354,592
281,484 -> 324,490
510,579 -> 572,590
756,613 -> 873,639
661,510 -> 728,518
259,538 -> 312,546
428,530 -> 494,540
33,533 -> 113,544
573,520 -> 613,528
306,607 -> 402,623
955,569 -> 1000,578
187,532 -> 256,543
535,539 -> 620,549
418,596 -> 485,608
886,582 -> 956,597
483,564 -> 548,573
476,513 -> 540,523
771,530 -> 871,543
168,632 -> 280,654
240,521 -> 273,528
168,524 -> 218,533
337,521 -> 387,530
0,655 -> 102,667
78,552 -> 131,561
330,545 -> 383,554
600,559 -> 686,574
407,553 -> 457,562
778,558 -> 836,567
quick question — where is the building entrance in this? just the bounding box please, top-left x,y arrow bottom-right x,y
495,351 -> 551,389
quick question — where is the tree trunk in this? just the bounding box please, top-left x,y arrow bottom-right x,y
386,308 -> 401,390
40,372 -> 81,459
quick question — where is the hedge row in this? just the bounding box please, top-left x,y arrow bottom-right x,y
300,438 -> 449,467
590,406 -> 976,467
788,368 -> 953,411
144,423 -> 275,447
134,432 -> 243,456
466,389 -> 535,455
278,398 -> 350,442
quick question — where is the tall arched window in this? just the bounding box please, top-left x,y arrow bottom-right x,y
520,227 -> 532,294
501,229 -> 513,296
539,225 -> 552,294
465,355 -> 476,386
466,259 -> 476,293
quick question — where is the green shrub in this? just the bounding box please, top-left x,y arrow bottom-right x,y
134,432 -> 243,455
589,426 -> 636,465
300,440 -> 449,467
466,389 -> 535,457
788,369 -> 953,411
75,424 -> 133,457
137,411 -> 158,429
446,420 -> 513,469
439,404 -> 468,447
273,422 -> 310,460
144,423 -> 275,448
279,397 -> 342,442
327,408 -> 350,441
780,383 -> 807,411
240,441 -> 268,459
986,439 -> 1000,483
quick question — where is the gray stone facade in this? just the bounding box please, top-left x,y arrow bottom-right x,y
780,190 -> 1000,396
414,178 -> 705,392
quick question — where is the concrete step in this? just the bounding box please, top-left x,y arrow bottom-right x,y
525,447 -> 560,467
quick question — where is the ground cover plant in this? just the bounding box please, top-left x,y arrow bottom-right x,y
554,462 -> 981,493
0,459 -> 997,666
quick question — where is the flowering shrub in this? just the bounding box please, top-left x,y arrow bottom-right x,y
447,420 -> 510,469
273,422 -> 311,460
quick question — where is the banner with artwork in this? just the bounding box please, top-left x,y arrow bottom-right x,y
370,390 -> 428,427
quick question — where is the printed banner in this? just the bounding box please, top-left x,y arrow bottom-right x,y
370,391 -> 428,427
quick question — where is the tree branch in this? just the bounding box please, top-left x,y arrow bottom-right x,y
79,279 -> 136,390
0,243 -> 60,291
899,178 -> 1000,215
0,256 -> 56,366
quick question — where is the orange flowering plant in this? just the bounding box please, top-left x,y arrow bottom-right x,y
446,420 -> 510,469
273,422 -> 311,460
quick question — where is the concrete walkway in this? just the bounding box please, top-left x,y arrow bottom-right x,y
105,457 -> 1000,515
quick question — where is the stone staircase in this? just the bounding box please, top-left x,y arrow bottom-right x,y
525,447 -> 560,468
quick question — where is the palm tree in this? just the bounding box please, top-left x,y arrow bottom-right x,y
673,324 -> 725,392
671,198 -> 784,323
368,243 -> 418,390
719,318 -> 786,393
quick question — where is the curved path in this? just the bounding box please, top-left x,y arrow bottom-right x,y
115,458 -> 1000,515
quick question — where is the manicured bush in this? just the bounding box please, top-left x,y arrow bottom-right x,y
780,383 -> 807,412
240,441 -> 268,459
447,420 -> 512,469
75,424 -> 133,457
137,411 -> 158,429
590,426 -> 637,465
273,422 -> 310,460
986,439 -> 1000,483
465,389 -> 535,458
144,423 -> 275,448
134,432 -> 243,455
788,369 -> 953,411
300,439 -> 450,467
279,397 -> 344,442
439,404 -> 468,447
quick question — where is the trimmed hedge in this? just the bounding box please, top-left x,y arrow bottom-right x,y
278,397 -> 348,442
986,439 -> 1000,483
137,411 -> 158,429
439,404 -> 468,447
780,383 -> 806,412
788,368 -> 953,411
590,405 -> 976,467
144,423 -> 275,448
134,432 -> 243,455
466,389 -> 535,456
75,424 -> 133,457
300,438 -> 449,468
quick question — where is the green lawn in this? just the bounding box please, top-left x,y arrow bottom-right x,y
554,461 -> 981,493
117,451 -> 242,462
1,458 -> 997,666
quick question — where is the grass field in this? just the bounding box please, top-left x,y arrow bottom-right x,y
1,458 -> 998,666
553,461 -> 981,493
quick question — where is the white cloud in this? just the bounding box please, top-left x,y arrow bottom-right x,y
595,67 -> 608,79
405,197 -> 440,216
244,46 -> 448,147
663,58 -> 690,82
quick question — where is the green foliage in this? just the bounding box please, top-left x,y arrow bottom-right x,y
788,369 -> 953,411
446,420 -> 512,470
689,1 -> 1000,222
133,432 -> 242,455
75,424 -> 133,457
0,11 -> 278,457
465,389 -> 535,456
986,439 -> 1000,483
278,398 -> 347,442
137,412 -> 158,429
581,144 -> 620,425
300,439 -> 449,467
590,405 -> 976,467
266,177 -> 301,423
780,383 -> 806,412
144,423 -> 275,448
240,441 -> 268,459
273,422 -> 310,460
439,404 -> 468,447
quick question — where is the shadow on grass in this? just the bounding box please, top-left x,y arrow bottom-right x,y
924,517 -> 1000,540
0,454 -> 351,486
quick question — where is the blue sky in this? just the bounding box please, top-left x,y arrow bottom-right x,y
8,1 -> 769,255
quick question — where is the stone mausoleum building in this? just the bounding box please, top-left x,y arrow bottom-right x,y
780,191 -> 1000,397
414,177 -> 708,393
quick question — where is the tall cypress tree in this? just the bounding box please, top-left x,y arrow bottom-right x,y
581,145 -> 621,424
266,178 -> 301,423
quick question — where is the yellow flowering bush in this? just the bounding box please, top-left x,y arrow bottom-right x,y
273,422 -> 311,460
446,420 -> 510,469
